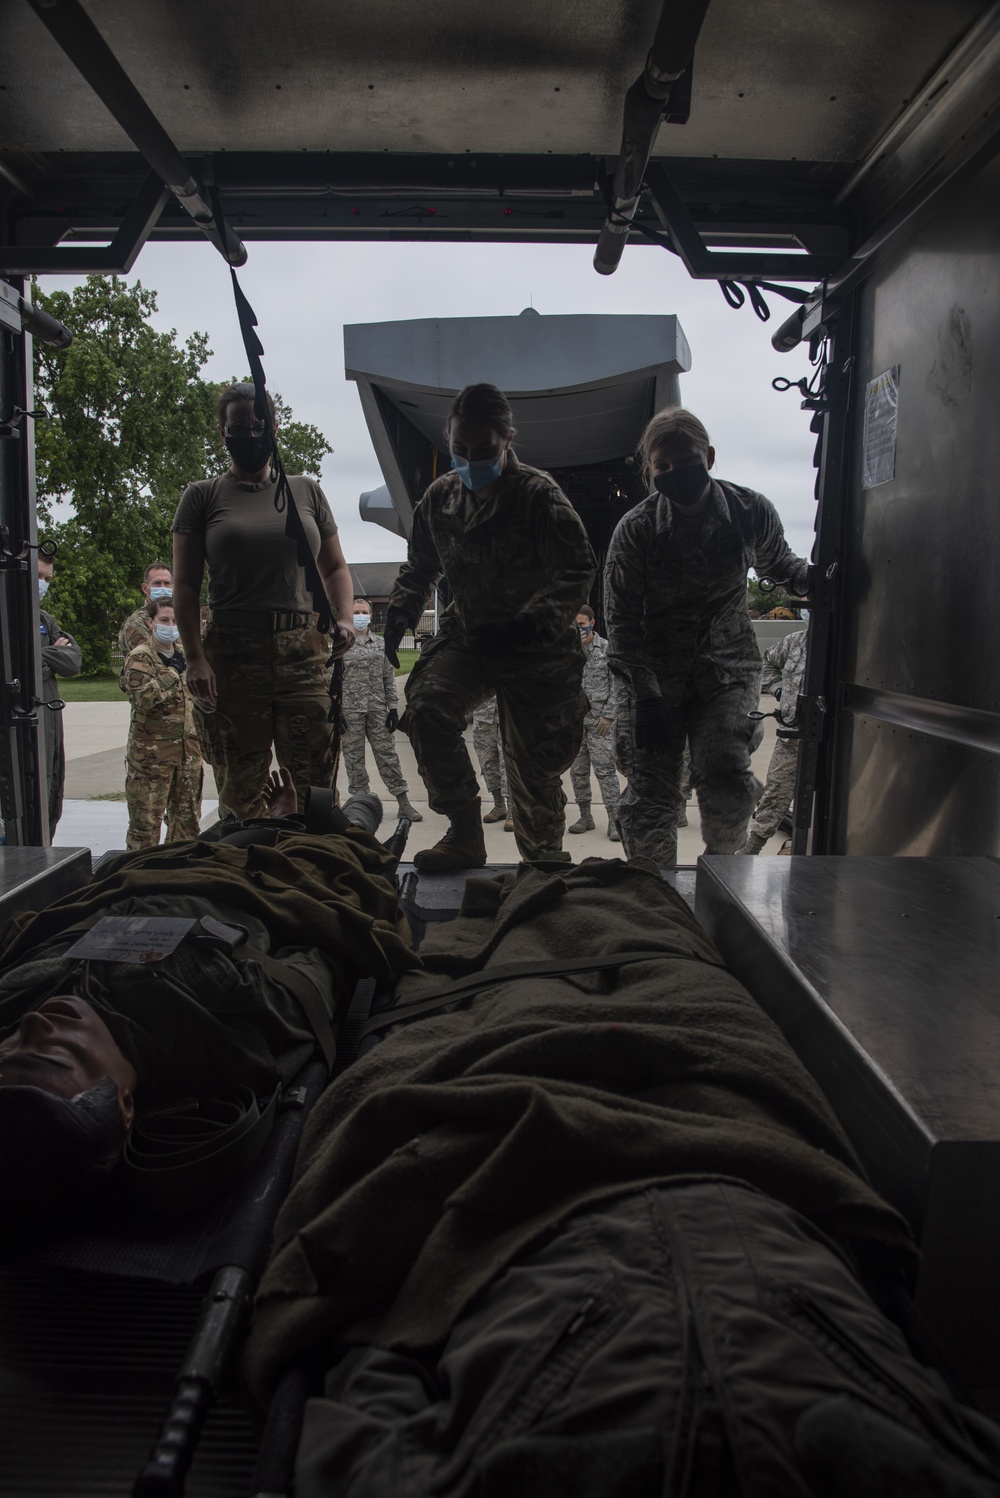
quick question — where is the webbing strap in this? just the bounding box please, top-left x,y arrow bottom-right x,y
336,977 -> 378,1072
226,260 -> 345,755
360,948 -> 700,1039
233,940 -> 338,1069
226,263 -> 331,633
124,1085 -> 278,1215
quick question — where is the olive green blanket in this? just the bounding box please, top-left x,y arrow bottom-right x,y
246,858 -> 914,1404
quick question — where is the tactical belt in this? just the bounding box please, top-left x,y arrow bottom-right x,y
361,948 -> 703,1040
210,608 -> 316,632
124,1085 -> 278,1215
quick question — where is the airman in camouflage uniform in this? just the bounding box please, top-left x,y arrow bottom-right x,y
606,412 -> 808,866
119,615 -> 203,850
389,446 -> 594,867
192,620 -> 335,823
471,696 -> 510,823
341,608 -> 421,822
740,627 -> 808,853
568,611 -> 621,839
118,560 -> 173,658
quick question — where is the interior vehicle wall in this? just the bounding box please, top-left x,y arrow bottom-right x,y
831,152 -> 1000,855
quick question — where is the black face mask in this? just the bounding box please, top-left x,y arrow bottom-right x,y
653,463 -> 710,508
225,432 -> 273,473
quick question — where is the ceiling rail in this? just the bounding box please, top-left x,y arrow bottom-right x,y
594,0 -> 711,276
24,0 -> 246,267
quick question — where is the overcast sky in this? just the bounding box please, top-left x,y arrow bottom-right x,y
41,238 -> 819,566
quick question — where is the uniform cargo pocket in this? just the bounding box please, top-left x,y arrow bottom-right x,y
437,1272 -> 627,1492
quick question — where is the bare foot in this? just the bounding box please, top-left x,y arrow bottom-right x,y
263,767 -> 298,820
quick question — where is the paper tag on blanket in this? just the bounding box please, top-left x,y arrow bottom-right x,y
64,916 -> 197,964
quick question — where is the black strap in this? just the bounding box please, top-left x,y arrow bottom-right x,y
360,948 -> 701,1039
124,1086 -> 278,1215
225,257 -> 332,635
231,936 -> 338,1069
336,977 -> 378,1072
227,261 -> 345,765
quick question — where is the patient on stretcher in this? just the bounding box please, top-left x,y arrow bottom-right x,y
247,856 -> 1000,1498
0,772 -> 417,1223
2,788 -> 999,1494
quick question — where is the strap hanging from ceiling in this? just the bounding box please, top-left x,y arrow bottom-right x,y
223,242 -> 347,753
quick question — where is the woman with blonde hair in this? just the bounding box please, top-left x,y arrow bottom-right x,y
604,407 -> 810,864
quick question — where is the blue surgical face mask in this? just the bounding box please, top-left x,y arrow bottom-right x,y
38,578 -> 50,601
451,453 -> 505,492
149,585 -> 172,601
155,624 -> 180,646
799,609 -> 810,623
577,623 -> 593,638
353,614 -> 371,631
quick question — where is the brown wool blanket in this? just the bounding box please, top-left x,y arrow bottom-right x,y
246,857 -> 914,1404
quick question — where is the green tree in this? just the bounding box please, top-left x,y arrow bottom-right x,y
33,276 -> 332,673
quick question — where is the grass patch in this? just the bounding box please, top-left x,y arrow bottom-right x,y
89,792 -> 127,801
59,675 -> 124,703
63,655 -> 417,696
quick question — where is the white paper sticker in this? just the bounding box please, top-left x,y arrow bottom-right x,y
862,366 -> 899,489
64,916 -> 196,964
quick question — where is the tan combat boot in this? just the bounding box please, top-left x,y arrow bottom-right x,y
413,801 -> 488,872
568,806 -> 595,834
736,832 -> 767,855
483,796 -> 507,823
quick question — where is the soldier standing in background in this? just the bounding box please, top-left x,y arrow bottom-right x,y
568,605 -> 620,840
472,696 -> 511,829
172,382 -> 356,822
341,599 -> 422,823
739,623 -> 808,854
118,560 -> 173,657
119,597 -> 202,849
384,383 -> 595,871
605,407 -> 810,866
36,553 -> 82,834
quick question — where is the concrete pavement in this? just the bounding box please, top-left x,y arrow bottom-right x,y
55,691 -> 790,860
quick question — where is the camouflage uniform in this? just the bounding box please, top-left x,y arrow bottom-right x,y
195,619 -> 335,823
341,632 -> 409,798
39,607 -> 82,833
606,479 -> 808,865
119,640 -> 203,850
472,696 -> 509,805
118,603 -> 153,659
748,629 -> 808,843
391,452 -> 595,863
569,631 -> 620,816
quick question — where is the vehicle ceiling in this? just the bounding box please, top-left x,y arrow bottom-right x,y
1,0 -> 984,159
0,1 -> 994,263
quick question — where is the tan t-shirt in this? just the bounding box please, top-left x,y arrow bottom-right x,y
172,472 -> 338,612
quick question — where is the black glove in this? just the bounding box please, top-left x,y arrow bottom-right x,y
468,614 -> 536,656
385,709 -> 399,733
172,649 -> 187,674
383,606 -> 409,668
634,697 -> 671,755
